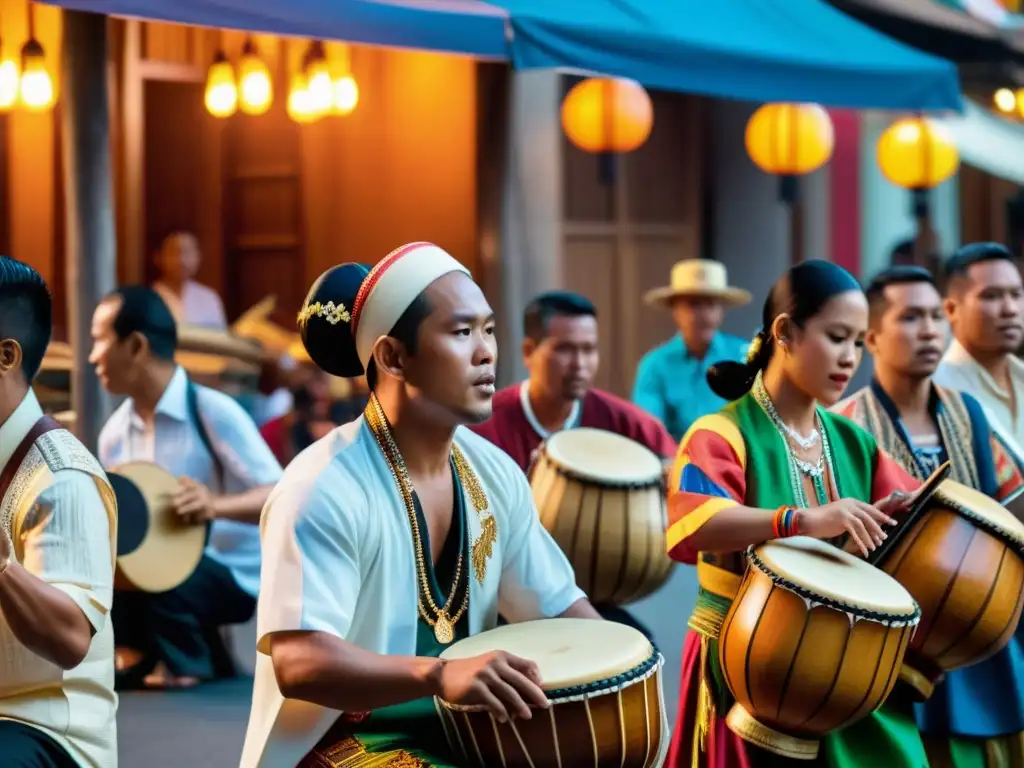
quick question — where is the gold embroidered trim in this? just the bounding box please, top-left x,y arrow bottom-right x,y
298,300 -> 351,326
309,735 -> 428,768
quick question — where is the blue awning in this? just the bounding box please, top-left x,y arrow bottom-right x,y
44,0 -> 963,111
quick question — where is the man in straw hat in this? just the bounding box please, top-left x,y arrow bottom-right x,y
633,259 -> 751,442
241,242 -> 600,768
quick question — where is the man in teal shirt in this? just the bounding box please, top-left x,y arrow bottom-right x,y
632,259 -> 750,442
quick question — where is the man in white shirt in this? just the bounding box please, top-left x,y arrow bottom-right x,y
90,285 -> 282,690
0,256 -> 117,768
241,243 -> 601,768
933,243 -> 1024,450
152,231 -> 228,329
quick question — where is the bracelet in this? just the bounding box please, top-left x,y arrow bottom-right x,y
772,505 -> 800,539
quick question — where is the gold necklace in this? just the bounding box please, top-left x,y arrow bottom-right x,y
365,394 -> 472,644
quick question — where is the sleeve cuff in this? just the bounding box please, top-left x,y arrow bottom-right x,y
51,583 -> 109,632
541,583 -> 588,619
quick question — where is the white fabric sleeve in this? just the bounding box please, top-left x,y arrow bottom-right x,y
497,469 -> 586,622
255,476 -> 363,654
20,471 -> 114,632
198,388 -> 285,489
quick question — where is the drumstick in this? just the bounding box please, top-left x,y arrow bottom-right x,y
867,461 -> 951,567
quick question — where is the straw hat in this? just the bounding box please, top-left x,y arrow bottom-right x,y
643,259 -> 751,308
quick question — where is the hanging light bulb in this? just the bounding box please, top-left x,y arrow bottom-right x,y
19,38 -> 53,112
0,52 -> 19,111
204,50 -> 237,118
238,37 -> 272,116
287,70 -> 320,124
996,87 -> 1017,114
304,42 -> 333,114
333,74 -> 359,115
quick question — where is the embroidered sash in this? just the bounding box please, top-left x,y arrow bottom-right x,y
839,384 -> 981,490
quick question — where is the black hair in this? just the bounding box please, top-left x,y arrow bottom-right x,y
0,256 -> 52,382
945,242 -> 1015,286
106,285 -> 178,361
523,291 -> 597,342
707,259 -> 863,401
865,266 -> 936,326
298,262 -> 433,391
890,239 -> 915,265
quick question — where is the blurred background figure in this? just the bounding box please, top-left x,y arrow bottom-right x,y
632,259 -> 750,442
259,368 -> 336,466
152,231 -> 228,329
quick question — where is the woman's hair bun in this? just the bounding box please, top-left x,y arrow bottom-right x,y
297,263 -> 371,377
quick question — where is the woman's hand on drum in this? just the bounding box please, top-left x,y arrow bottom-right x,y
799,500 -> 898,557
437,651 -> 549,723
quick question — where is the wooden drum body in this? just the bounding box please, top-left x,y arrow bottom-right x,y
720,537 -> 920,760
875,479 -> 1024,699
436,619 -> 667,768
530,428 -> 673,605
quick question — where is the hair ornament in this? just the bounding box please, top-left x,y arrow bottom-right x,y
298,300 -> 351,328
746,328 -> 765,364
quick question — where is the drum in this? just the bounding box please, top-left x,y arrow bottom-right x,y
530,428 -> 673,605
435,619 -> 667,768
872,479 -> 1024,699
719,536 -> 920,761
109,461 -> 207,593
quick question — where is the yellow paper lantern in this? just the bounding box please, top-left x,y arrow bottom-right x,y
19,39 -> 53,112
745,103 -> 834,176
877,116 -> 959,189
561,77 -> 653,154
238,38 -> 273,116
204,51 -> 237,118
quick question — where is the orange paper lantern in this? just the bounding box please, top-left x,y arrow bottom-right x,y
561,77 -> 653,154
877,116 -> 959,189
745,103 -> 835,176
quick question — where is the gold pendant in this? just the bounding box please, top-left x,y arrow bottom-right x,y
434,614 -> 454,645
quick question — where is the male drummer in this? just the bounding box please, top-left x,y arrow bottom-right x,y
90,285 -> 283,690
241,243 -> 600,768
834,264 -> 1024,765
470,291 -> 676,466
470,291 -> 674,637
0,257 -> 118,767
934,242 -> 1024,452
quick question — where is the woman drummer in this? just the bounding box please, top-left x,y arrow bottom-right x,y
665,260 -> 924,767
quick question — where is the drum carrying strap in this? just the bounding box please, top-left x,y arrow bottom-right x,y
185,379 -> 222,547
185,378 -> 224,490
0,415 -> 61,517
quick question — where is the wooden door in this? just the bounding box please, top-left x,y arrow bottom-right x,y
221,80 -> 305,328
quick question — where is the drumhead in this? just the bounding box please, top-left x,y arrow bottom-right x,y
109,461 -> 206,593
754,536 -> 918,618
543,428 -> 662,485
439,618 -> 652,691
934,479 -> 1024,549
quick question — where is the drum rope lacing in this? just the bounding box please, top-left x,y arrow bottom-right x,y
747,547 -> 921,627
437,648 -> 665,711
366,393 -> 482,645
935,496 -> 1024,553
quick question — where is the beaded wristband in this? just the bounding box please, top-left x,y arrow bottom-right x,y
772,505 -> 799,539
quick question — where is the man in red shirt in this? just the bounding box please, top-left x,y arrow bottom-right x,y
472,291 -> 676,467
470,291 -> 676,636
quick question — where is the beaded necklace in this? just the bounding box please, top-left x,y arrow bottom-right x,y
364,393 -> 489,645
752,372 -> 837,508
